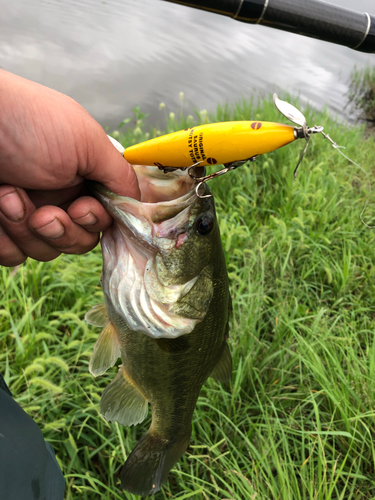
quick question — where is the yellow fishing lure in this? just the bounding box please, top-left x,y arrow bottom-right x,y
108,95 -> 324,194
123,120 -> 298,169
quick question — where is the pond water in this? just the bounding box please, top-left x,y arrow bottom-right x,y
1,0 -> 375,130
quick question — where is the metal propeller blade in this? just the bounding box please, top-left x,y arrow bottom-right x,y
273,94 -> 308,129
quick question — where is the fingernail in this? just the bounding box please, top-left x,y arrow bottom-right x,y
72,212 -> 98,226
34,218 -> 65,239
0,190 -> 26,222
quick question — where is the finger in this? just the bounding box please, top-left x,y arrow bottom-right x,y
0,223 -> 27,267
0,186 -> 61,262
27,184 -> 85,209
83,126 -> 141,200
67,196 -> 112,233
30,206 -> 100,254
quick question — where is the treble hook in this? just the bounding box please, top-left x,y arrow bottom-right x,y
291,125 -> 324,177
189,158 -> 257,198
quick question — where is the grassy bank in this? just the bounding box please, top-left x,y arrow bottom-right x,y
2,95 -> 375,499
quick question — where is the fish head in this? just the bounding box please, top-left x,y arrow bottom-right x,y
90,166 -> 222,339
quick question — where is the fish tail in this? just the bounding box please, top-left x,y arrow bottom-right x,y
121,428 -> 191,495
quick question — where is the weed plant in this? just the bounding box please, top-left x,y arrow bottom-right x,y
1,94 -> 375,499
348,65 -> 375,123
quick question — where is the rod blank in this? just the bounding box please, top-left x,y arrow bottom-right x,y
163,0 -> 375,53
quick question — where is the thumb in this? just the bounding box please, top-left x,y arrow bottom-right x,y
85,128 -> 141,200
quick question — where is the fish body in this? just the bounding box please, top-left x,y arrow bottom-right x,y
86,166 -> 231,496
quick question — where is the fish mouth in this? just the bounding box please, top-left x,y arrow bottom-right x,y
91,166 -> 198,251
92,165 -> 208,339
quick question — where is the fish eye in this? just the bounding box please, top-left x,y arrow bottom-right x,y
195,214 -> 214,235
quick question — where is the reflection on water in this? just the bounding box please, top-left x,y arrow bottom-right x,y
1,0 -> 375,130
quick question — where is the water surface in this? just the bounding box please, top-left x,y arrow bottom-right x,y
1,0 -> 375,129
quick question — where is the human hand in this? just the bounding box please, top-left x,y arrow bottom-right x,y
0,70 -> 140,267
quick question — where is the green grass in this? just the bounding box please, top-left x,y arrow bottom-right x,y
2,94 -> 375,499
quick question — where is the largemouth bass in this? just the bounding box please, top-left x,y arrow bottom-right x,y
86,164 -> 231,496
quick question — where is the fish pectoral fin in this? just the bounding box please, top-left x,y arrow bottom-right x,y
170,269 -> 214,319
210,341 -> 232,382
89,321 -> 121,377
156,335 -> 190,353
100,365 -> 148,427
85,303 -> 108,327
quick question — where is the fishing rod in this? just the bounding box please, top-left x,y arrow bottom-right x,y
163,0 -> 375,53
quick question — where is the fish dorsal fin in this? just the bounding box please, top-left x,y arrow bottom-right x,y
85,303 -> 108,327
89,321 -> 121,377
210,342 -> 232,382
100,365 -> 148,426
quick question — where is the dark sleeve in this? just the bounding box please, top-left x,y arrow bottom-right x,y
0,374 -> 65,500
